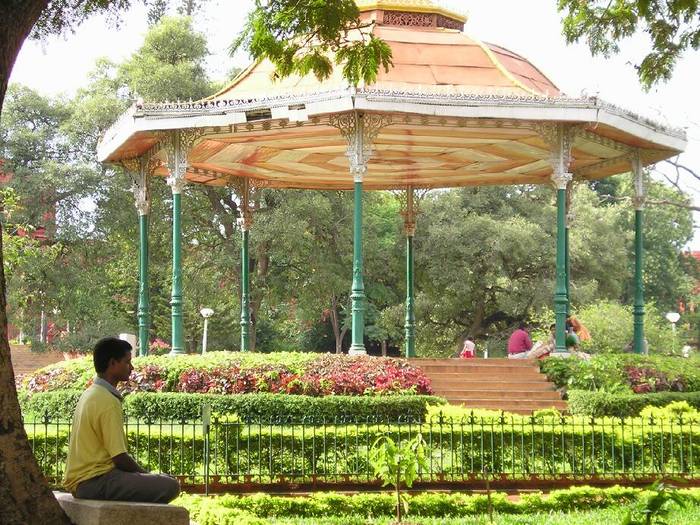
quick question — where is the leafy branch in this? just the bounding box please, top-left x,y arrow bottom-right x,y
231,0 -> 393,86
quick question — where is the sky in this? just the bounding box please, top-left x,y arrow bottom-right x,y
9,0 -> 700,245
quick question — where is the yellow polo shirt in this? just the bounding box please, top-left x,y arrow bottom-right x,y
63,383 -> 128,493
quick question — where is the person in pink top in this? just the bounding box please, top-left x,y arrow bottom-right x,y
507,323 -> 532,358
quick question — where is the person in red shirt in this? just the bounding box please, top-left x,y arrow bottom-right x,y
507,323 -> 533,359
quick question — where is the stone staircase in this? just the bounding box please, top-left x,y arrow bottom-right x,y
413,358 -> 566,414
10,344 -> 64,378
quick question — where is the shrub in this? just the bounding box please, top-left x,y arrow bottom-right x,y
19,389 -> 83,419
567,390 -> 700,417
21,390 -> 445,421
22,352 -> 433,397
171,487 -> 700,520
27,415 -> 700,485
540,354 -> 700,393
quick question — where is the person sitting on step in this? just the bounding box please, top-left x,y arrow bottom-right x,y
63,337 -> 180,503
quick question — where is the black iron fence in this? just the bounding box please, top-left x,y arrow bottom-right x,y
26,412 -> 700,491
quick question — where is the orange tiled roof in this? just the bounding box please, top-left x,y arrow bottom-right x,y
209,2 -> 559,101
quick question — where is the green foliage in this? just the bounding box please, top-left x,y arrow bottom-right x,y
21,390 -> 443,421
19,390 -> 83,419
567,390 -> 700,418
558,0 -> 700,89
119,16 -> 212,101
172,487 -> 700,522
232,0 -> 393,86
369,433 -> 428,521
623,481 -> 689,525
576,301 -> 674,354
26,410 -> 700,484
539,353 -> 700,393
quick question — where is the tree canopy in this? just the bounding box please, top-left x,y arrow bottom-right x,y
558,0 -> 700,89
232,0 -> 392,86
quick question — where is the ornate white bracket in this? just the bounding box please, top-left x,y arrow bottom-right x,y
631,150 -> 646,210
164,129 -> 203,194
119,157 -> 152,216
534,123 -> 576,190
330,112 -> 392,182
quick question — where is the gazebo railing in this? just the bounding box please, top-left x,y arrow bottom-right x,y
26,412 -> 699,490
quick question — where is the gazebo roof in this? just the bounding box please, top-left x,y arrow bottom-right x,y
98,0 -> 686,190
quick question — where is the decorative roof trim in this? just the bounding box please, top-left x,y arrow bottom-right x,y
355,88 -> 686,140
356,0 -> 467,23
98,88 -> 686,162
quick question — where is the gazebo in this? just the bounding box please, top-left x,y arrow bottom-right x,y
98,0 -> 686,357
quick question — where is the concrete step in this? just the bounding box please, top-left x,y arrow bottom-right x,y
412,358 -> 537,367
415,358 -> 566,414
431,390 -> 563,400
448,399 -> 568,411
419,363 -> 540,373
426,371 -> 548,380
428,380 -> 556,391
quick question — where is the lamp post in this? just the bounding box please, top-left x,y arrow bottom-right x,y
665,311 -> 680,354
200,308 -> 214,354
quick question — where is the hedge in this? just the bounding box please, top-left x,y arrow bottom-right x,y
26,415 -> 700,484
568,390 -> 700,417
20,391 -> 446,421
174,486 -> 700,522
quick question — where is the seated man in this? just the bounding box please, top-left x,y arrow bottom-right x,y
63,337 -> 180,503
507,323 -> 533,359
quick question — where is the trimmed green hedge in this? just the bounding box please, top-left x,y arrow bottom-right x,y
20,390 -> 446,421
568,390 -> 700,417
27,414 -> 700,484
174,486 -> 700,522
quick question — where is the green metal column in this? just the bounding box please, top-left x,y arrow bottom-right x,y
403,187 -> 416,358
240,225 -> 251,352
565,225 -> 570,317
554,187 -> 568,352
137,213 -> 150,356
170,190 -> 185,354
350,180 -> 366,354
633,208 -> 645,353
405,233 -> 416,358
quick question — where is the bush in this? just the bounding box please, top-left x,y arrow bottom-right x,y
19,389 -> 82,419
568,390 -> 700,417
22,352 -> 433,397
540,354 -> 700,393
20,390 -> 445,421
576,301 -> 674,353
27,411 -> 700,486
173,487 -> 700,521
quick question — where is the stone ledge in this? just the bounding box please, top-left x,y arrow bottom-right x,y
54,492 -> 189,525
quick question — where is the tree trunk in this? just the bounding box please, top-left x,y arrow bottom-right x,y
330,294 -> 342,354
0,2 -> 72,522
249,239 -> 270,352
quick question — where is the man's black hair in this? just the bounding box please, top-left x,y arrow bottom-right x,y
93,337 -> 132,374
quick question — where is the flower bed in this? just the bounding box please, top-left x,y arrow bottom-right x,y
21,352 -> 433,397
